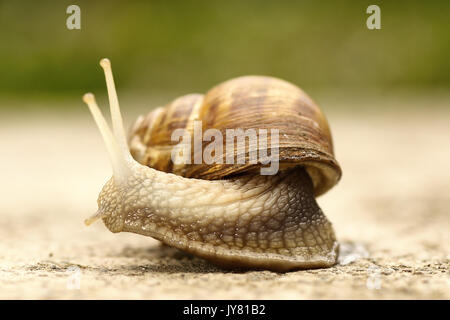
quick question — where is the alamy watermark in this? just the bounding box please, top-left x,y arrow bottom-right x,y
67,5 -> 380,31
66,265 -> 82,290
366,5 -> 381,30
66,5 -> 81,30
170,121 -> 280,175
366,265 -> 382,290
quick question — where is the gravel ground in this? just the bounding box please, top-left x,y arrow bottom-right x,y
0,107 -> 448,299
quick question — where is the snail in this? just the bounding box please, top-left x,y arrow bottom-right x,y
82,58 -> 342,271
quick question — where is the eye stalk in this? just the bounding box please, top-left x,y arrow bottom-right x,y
82,93 -> 128,180
82,58 -> 137,225
99,58 -> 130,155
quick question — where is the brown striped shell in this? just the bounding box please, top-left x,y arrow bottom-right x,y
128,76 -> 341,196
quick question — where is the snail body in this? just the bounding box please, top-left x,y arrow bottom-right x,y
83,59 -> 341,271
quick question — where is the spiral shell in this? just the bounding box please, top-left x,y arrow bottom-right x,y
129,76 -> 341,196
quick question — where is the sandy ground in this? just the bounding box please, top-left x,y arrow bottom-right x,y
0,106 -> 449,299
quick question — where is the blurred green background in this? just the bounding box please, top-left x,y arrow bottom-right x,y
0,0 -> 449,112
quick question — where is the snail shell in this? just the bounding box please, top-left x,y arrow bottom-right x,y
129,76 -> 341,196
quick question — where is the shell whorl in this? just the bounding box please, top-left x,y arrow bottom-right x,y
129,76 -> 341,196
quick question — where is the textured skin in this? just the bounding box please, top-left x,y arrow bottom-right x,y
97,162 -> 338,271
